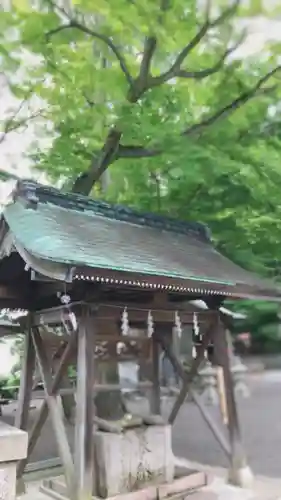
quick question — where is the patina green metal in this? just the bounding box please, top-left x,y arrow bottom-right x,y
1,181 -> 280,299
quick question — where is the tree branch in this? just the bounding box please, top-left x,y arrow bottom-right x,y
0,99 -> 44,146
68,0 -> 279,195
72,127 -> 122,194
138,37 -> 157,84
117,67 -> 281,160
152,36 -> 244,85
183,67 -> 280,136
149,171 -> 162,211
127,36 -> 158,102
117,144 -> 160,159
46,20 -> 134,88
45,56 -> 95,107
0,95 -> 28,145
137,0 -> 170,86
71,64 -> 280,191
184,183 -> 206,207
0,169 -> 20,182
237,119 -> 281,144
151,0 -> 241,85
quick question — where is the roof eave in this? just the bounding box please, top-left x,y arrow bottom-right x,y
3,239 -> 281,302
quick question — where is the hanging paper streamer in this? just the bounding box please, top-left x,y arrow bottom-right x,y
147,310 -> 154,338
192,312 -> 199,359
58,293 -> 77,334
192,312 -> 208,359
193,312 -> 199,336
121,307 -> 130,336
175,311 -> 182,339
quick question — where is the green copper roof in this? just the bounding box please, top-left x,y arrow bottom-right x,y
0,180 -> 280,298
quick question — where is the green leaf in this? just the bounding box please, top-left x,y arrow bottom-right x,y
1,0 -> 281,279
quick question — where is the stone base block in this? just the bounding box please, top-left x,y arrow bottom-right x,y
0,422 -> 28,500
0,423 -> 27,463
0,462 -> 17,500
228,464 -> 254,489
94,425 -> 174,498
41,467 -> 208,500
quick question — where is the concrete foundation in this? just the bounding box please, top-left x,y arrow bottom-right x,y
94,425 -> 174,498
0,421 -> 28,500
228,464 -> 254,489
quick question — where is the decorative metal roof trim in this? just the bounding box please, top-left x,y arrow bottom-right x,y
73,273 -> 234,296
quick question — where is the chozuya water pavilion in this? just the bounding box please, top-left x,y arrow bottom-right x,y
0,179 -> 280,500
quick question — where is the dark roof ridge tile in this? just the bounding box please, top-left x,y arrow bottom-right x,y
14,179 -> 212,243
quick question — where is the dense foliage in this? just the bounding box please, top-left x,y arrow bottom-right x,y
1,1 -> 281,348
229,300 -> 281,353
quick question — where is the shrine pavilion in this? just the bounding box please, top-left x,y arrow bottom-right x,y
0,179 -> 280,500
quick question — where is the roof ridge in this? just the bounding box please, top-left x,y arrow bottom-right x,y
12,179 -> 212,243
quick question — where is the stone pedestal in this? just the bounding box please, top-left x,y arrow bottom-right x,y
0,422 -> 28,500
94,425 -> 174,498
228,463 -> 254,488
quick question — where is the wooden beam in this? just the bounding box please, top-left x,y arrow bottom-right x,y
74,266 -> 235,296
32,304 -> 76,327
74,304 -> 95,499
32,302 -> 89,327
32,301 -> 216,327
150,331 -> 161,415
164,328 -> 212,424
31,271 -> 58,282
32,381 -> 153,398
34,329 -> 151,364
31,327 -> 75,500
0,284 -> 24,299
17,329 -> 77,481
14,318 -> 35,430
214,316 -> 249,475
98,305 -> 215,324
98,302 -> 215,315
157,328 -> 231,458
0,325 -> 22,337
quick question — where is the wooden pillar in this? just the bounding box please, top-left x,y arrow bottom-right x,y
17,329 -> 77,481
74,304 -> 95,499
159,329 -> 231,456
52,352 -> 75,422
15,319 -> 35,430
150,332 -> 161,415
14,317 -> 35,495
166,317 -> 214,424
31,327 -> 76,500
214,314 -> 253,488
